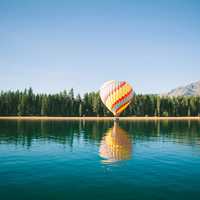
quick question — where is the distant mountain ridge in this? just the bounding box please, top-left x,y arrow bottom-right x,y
167,80 -> 200,97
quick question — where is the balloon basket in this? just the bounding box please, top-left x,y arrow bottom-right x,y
113,117 -> 119,122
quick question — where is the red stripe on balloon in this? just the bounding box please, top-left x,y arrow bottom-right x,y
111,89 -> 133,109
104,81 -> 126,103
115,101 -> 130,114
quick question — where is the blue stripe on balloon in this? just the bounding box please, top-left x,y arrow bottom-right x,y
112,93 -> 133,113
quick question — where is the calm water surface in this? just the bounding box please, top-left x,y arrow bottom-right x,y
0,120 -> 200,200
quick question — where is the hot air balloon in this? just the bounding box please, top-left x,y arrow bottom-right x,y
100,80 -> 134,117
99,122 -> 132,163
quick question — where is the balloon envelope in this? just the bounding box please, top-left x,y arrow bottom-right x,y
100,80 -> 133,116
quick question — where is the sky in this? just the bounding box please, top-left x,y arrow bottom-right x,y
0,0 -> 200,95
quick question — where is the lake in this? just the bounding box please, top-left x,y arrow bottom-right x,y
0,120 -> 200,200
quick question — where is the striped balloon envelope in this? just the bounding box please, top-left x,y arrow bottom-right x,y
100,80 -> 134,116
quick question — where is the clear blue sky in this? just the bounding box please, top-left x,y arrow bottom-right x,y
0,0 -> 200,95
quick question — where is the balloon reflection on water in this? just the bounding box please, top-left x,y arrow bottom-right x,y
99,122 -> 132,163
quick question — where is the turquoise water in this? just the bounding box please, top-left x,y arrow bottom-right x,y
0,120 -> 200,200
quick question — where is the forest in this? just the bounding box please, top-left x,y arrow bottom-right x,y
0,88 -> 200,117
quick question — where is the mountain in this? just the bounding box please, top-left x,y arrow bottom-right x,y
167,81 -> 200,97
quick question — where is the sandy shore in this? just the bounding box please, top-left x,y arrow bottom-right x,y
0,116 -> 200,121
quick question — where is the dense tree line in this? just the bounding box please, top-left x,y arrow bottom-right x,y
0,88 -> 200,116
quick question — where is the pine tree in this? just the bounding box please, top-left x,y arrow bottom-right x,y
41,96 -> 48,116
156,96 -> 160,117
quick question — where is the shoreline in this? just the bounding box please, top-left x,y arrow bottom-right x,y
0,116 -> 200,121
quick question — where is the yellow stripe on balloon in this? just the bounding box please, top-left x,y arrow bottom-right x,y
105,83 -> 131,110
116,102 -> 130,115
